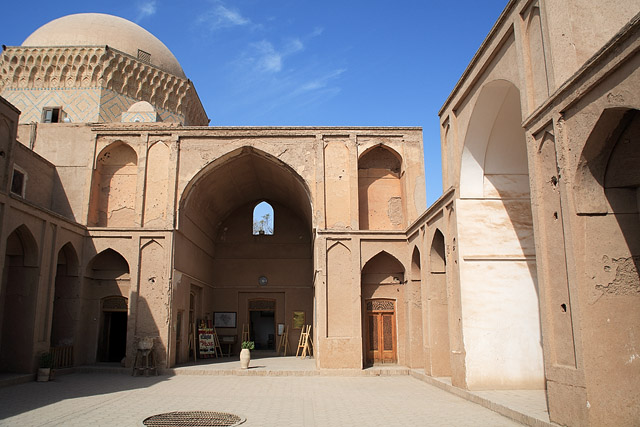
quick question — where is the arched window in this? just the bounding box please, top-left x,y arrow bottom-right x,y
252,201 -> 274,235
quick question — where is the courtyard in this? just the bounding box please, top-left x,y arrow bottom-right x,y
0,370 -> 525,426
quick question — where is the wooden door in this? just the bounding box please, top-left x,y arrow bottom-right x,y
366,299 -> 396,364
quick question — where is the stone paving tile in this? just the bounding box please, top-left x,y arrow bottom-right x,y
0,373 -> 523,426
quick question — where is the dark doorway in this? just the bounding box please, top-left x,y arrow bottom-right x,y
100,310 -> 127,362
250,310 -> 275,350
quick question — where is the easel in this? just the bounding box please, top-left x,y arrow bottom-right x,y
212,328 -> 224,358
277,325 -> 290,356
296,325 -> 313,358
241,324 -> 250,343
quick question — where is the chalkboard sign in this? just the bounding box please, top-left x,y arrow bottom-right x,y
198,327 -> 216,358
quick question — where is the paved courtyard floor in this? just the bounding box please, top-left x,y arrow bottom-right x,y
0,372 -> 523,426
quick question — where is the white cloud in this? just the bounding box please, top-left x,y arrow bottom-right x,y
294,69 -> 346,95
284,38 -> 304,55
136,0 -> 157,22
245,38 -> 305,74
198,1 -> 251,30
215,4 -> 249,26
253,41 -> 282,73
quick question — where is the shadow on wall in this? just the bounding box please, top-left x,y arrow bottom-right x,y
579,108 -> 640,278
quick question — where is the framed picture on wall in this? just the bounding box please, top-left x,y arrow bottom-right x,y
213,312 -> 237,328
293,311 -> 305,329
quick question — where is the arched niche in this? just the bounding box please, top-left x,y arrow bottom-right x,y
573,107 -> 640,408
82,249 -> 130,364
0,224 -> 40,372
358,145 -> 404,230
87,248 -> 130,281
361,251 -> 405,285
430,229 -> 446,274
523,3 -> 550,109
89,141 -> 138,227
426,228 -> 451,376
411,246 -> 421,281
50,242 -> 81,349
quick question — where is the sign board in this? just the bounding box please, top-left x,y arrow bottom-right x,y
198,328 -> 216,358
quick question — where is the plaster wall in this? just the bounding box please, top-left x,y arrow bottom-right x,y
12,143 -> 55,209
543,0 -> 640,89
324,138 -> 353,229
530,47 -> 640,424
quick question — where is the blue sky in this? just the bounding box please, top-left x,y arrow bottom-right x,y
0,0 -> 507,205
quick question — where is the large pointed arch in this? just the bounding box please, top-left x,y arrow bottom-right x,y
174,146 -> 314,366
455,78 -> 543,390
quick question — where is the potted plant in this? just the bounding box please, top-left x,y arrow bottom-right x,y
37,352 -> 53,382
240,341 -> 254,369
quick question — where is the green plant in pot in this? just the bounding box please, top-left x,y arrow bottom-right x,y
37,352 -> 53,382
240,341 -> 254,369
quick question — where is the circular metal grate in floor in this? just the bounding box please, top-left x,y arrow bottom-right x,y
143,411 -> 245,427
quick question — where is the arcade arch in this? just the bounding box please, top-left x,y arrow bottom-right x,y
50,242 -> 80,352
457,79 -> 544,389
0,225 -> 39,373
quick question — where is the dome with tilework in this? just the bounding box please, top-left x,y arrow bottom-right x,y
22,13 -> 185,78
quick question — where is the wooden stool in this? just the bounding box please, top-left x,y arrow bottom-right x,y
133,348 -> 158,376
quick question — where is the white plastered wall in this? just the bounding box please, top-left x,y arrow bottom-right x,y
457,80 -> 544,389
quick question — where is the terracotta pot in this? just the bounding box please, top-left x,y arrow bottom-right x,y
240,348 -> 250,369
37,368 -> 50,382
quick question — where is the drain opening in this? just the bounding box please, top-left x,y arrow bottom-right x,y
143,411 -> 245,427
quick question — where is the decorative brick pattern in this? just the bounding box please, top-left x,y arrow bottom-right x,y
0,46 -> 207,125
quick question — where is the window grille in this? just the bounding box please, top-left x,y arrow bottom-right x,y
138,49 -> 151,64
